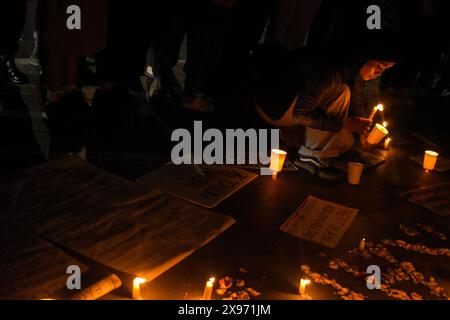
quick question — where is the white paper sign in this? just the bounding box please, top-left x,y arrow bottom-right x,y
280,196 -> 359,248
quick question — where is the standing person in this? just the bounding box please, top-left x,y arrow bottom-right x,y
91,1 -> 163,137
0,0 -> 29,85
147,0 -> 238,112
40,0 -> 108,135
267,0 -> 322,50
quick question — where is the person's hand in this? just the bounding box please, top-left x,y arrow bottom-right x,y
343,117 -> 372,134
360,131 -> 375,151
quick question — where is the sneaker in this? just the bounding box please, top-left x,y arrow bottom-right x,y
181,93 -> 214,112
294,154 -> 343,181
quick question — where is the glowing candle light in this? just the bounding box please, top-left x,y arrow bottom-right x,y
132,277 -> 147,300
367,124 -> 389,145
299,279 -> 311,296
423,150 -> 439,171
270,149 -> 287,180
368,104 -> 384,120
202,277 -> 215,300
382,121 -> 388,128
384,137 -> 391,150
359,238 -> 366,251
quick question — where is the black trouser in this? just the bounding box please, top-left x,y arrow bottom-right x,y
96,1 -> 162,86
148,0 -> 227,96
0,0 -> 28,55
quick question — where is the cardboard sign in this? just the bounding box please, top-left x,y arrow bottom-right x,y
138,164 -> 258,208
410,155 -> 450,173
280,196 -> 359,248
14,157 -> 235,282
399,183 -> 450,216
332,148 -> 385,173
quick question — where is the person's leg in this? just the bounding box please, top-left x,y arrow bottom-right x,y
0,0 -> 29,84
285,0 -> 322,50
297,84 -> 353,159
147,1 -> 187,99
266,0 -> 298,45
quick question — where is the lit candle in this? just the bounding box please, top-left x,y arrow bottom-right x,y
359,238 -> 366,251
299,279 -> 310,296
132,277 -> 147,300
202,277 -> 215,300
270,149 -> 287,180
382,121 -> 388,128
423,150 -> 439,171
384,137 -> 391,150
369,104 -> 384,120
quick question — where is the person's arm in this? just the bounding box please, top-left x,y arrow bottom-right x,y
293,70 -> 345,132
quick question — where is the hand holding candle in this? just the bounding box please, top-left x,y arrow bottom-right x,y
367,124 -> 389,145
270,149 -> 287,180
202,277 -> 215,300
369,104 -> 384,120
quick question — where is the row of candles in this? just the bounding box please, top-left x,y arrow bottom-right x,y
268,103 -> 440,179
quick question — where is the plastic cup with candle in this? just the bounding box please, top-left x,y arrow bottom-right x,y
367,124 -> 389,145
270,149 -> 287,180
423,150 -> 439,171
202,277 -> 215,300
132,277 -> 147,300
299,279 -> 311,296
348,162 -> 364,185
359,238 -> 366,251
384,137 -> 391,150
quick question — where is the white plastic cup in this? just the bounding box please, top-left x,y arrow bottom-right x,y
348,162 -> 364,185
423,150 -> 439,171
367,124 -> 389,145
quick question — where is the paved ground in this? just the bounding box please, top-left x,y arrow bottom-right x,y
1,1 -> 449,299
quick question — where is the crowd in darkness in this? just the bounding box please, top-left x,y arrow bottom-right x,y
0,0 -> 449,178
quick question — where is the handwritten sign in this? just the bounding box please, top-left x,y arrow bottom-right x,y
332,148 -> 385,172
399,183 -> 450,216
280,196 -> 359,248
138,164 -> 258,208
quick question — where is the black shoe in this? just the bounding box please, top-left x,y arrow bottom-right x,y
42,91 -> 91,136
0,54 -> 29,85
294,155 -> 343,181
148,71 -> 182,100
91,86 -> 140,137
181,93 -> 214,112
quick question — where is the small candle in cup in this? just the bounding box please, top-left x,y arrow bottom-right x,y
384,137 -> 391,150
423,150 -> 439,171
299,279 -> 311,296
359,238 -> 366,251
132,277 -> 147,300
270,149 -> 287,180
367,124 -> 389,145
202,277 -> 215,300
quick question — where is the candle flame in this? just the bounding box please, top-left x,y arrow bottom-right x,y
208,277 -> 215,284
377,104 -> 384,111
383,121 -> 388,128
303,279 -> 311,285
134,277 -> 147,286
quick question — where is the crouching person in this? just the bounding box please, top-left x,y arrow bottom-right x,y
250,37 -> 397,180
